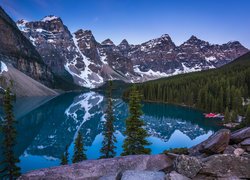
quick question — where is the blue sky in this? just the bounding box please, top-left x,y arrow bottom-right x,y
1,0 -> 249,48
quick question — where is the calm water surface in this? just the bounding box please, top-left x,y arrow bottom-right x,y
0,91 -> 222,173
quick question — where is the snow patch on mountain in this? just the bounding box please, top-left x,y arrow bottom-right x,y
29,36 -> 37,46
16,21 -> 29,33
205,56 -> 216,61
133,61 -> 218,80
134,65 -> 168,77
41,15 -> 59,22
98,49 -> 108,65
181,63 -> 201,73
64,34 -> 104,88
0,61 -> 8,74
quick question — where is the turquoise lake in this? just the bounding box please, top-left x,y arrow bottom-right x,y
0,91 -> 222,173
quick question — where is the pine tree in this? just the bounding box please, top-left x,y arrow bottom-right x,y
218,87 -> 224,112
224,107 -> 231,123
72,132 -> 86,163
231,110 -> 238,123
0,88 -> 21,179
122,86 -> 151,156
60,145 -> 69,165
100,81 -> 117,159
244,105 -> 250,126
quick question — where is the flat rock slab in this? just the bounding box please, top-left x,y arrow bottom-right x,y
166,171 -> 191,180
240,138 -> 250,146
199,154 -> 250,179
121,170 -> 165,180
19,154 -> 172,180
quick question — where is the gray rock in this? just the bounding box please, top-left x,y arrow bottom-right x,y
199,154 -> 250,179
216,177 -> 241,180
240,137 -> 250,146
240,138 -> 250,152
165,171 -> 190,180
233,148 -> 245,157
173,155 -> 202,178
19,154 -> 172,179
189,129 -> 230,155
121,170 -> 165,180
98,173 -> 121,180
194,175 -> 240,180
230,127 -> 250,143
223,145 -> 235,154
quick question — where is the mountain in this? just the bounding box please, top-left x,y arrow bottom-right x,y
16,15 -> 249,89
0,7 -> 65,96
127,34 -> 248,78
0,7 -> 54,87
123,52 -> 250,115
0,62 -> 58,96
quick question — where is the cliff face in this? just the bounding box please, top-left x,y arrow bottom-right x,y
0,7 -> 54,87
0,62 -> 58,97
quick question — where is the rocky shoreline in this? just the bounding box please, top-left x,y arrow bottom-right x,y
19,127 -> 250,180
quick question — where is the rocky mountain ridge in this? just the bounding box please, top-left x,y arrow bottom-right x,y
0,8 -> 55,87
16,15 -> 249,88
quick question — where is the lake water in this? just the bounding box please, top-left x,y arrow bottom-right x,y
0,91 -> 222,173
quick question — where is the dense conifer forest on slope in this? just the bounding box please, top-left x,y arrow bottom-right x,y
123,52 -> 250,119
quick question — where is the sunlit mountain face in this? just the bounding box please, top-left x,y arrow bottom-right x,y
0,91 -> 222,173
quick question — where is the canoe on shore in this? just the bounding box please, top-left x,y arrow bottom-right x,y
204,113 -> 224,119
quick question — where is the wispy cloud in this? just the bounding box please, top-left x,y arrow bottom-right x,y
0,0 -> 27,20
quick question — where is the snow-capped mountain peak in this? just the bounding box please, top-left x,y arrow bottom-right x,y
160,34 -> 171,40
118,39 -> 131,51
16,15 -> 249,89
16,19 -> 29,25
119,39 -> 129,46
101,39 -> 115,46
185,35 -> 208,44
41,15 -> 60,22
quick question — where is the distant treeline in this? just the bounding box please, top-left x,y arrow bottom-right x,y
123,52 -> 250,116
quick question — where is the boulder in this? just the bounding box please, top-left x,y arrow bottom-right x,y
230,127 -> 250,143
233,148 -> 245,157
166,171 -> 191,180
199,154 -> 250,179
240,138 -> 250,151
99,173 -> 121,180
241,138 -> 250,146
194,175 -> 241,180
173,155 -> 202,178
19,154 -> 172,179
189,129 -> 230,155
223,145 -> 235,154
121,170 -> 165,180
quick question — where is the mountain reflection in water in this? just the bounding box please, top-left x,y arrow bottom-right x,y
0,91 -> 222,173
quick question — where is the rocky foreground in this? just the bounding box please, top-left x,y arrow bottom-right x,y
19,127 -> 250,180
